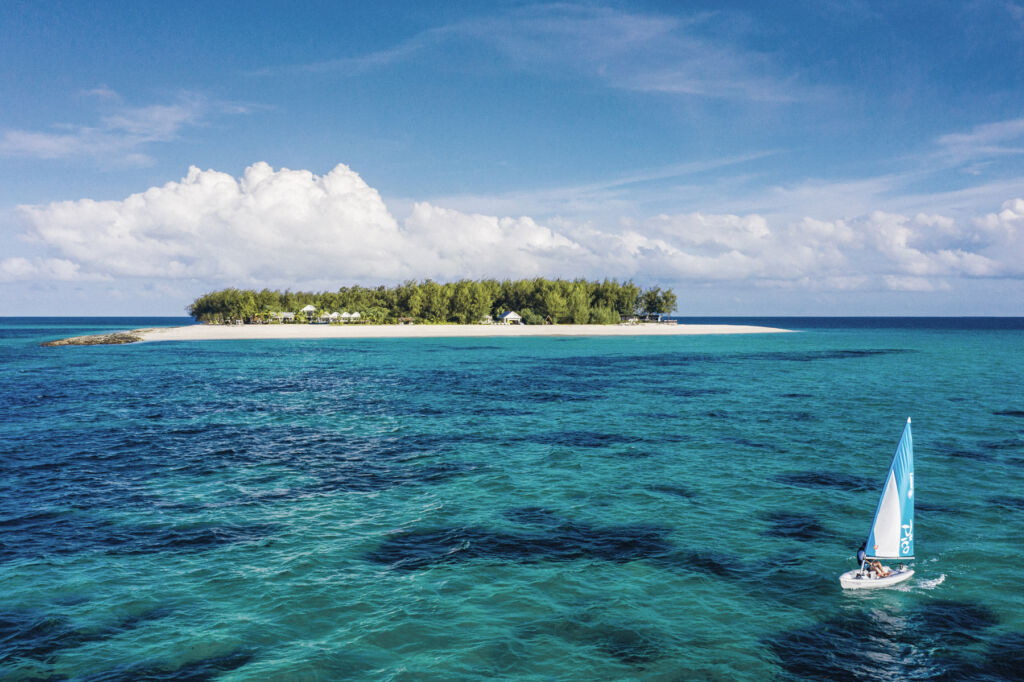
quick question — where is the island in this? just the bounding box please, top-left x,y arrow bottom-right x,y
43,279 -> 792,345
187,279 -> 680,326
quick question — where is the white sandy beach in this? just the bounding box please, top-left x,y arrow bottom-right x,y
136,323 -> 790,342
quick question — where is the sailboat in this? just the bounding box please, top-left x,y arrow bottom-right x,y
839,417 -> 915,589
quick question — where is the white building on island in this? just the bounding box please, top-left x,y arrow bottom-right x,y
498,311 -> 522,325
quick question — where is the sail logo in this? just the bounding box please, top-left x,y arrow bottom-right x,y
900,521 -> 913,555
907,473 -> 913,499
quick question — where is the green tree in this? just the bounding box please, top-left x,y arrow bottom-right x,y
237,289 -> 257,322
406,287 -> 424,319
541,285 -> 568,323
450,280 -> 476,323
588,305 -> 620,324
566,280 -> 591,324
658,288 -> 677,316
363,306 -> 389,323
616,282 -> 641,317
255,289 -> 278,318
470,281 -> 494,322
520,308 -> 546,325
641,286 -> 676,316
421,280 -> 450,322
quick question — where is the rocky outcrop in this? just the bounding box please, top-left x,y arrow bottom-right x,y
42,331 -> 144,347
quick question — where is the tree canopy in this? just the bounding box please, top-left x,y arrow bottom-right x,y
187,279 -> 677,324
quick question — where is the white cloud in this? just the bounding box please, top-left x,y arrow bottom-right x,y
11,163 -> 1024,297
249,26 -> 455,77
972,197 -> 1024,275
482,5 -> 828,102
256,5 -> 819,103
0,257 -> 108,282
0,92 -> 243,166
937,118 -> 1024,149
883,276 -> 950,292
403,203 -> 584,279
82,85 -> 121,101
935,117 -> 1024,166
1010,1 -> 1024,29
18,162 -> 405,283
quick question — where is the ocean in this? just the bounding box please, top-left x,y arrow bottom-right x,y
2,317 -> 1023,680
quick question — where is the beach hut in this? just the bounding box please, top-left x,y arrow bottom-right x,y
350,312 -> 362,323
498,311 -> 522,325
340,312 -> 352,323
272,312 -> 295,323
328,312 -> 340,323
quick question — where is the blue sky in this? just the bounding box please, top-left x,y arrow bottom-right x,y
2,0 -> 1023,315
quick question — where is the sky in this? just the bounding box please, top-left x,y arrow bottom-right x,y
2,0 -> 1023,315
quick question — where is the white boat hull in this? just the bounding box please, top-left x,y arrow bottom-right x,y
839,566 -> 914,589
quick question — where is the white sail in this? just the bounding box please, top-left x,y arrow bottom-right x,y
871,471 -> 901,557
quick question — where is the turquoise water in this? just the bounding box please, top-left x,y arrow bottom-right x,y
2,318 -> 1023,680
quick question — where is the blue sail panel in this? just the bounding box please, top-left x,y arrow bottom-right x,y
865,418 -> 914,560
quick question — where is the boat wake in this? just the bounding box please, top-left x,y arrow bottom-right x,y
896,573 -> 946,591
916,574 -> 946,589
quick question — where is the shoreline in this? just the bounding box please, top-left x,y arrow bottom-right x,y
45,323 -> 792,345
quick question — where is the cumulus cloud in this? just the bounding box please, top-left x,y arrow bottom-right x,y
12,162 -> 1024,294
18,162 -> 405,282
972,197 -> 1024,275
403,203 -> 584,280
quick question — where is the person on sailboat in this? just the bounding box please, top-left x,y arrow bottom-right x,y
866,559 -> 891,577
855,541 -> 889,577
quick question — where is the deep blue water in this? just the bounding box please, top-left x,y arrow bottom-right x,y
1,317 -> 1023,680
679,316 -> 1024,331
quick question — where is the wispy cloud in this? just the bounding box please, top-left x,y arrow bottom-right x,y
0,91 -> 248,166
82,85 -> 121,101
419,151 -> 779,218
1006,1 -> 1024,29
936,117 -> 1024,162
248,26 -> 454,77
397,115 -> 1024,228
476,5 -> 824,102
251,4 -> 822,102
